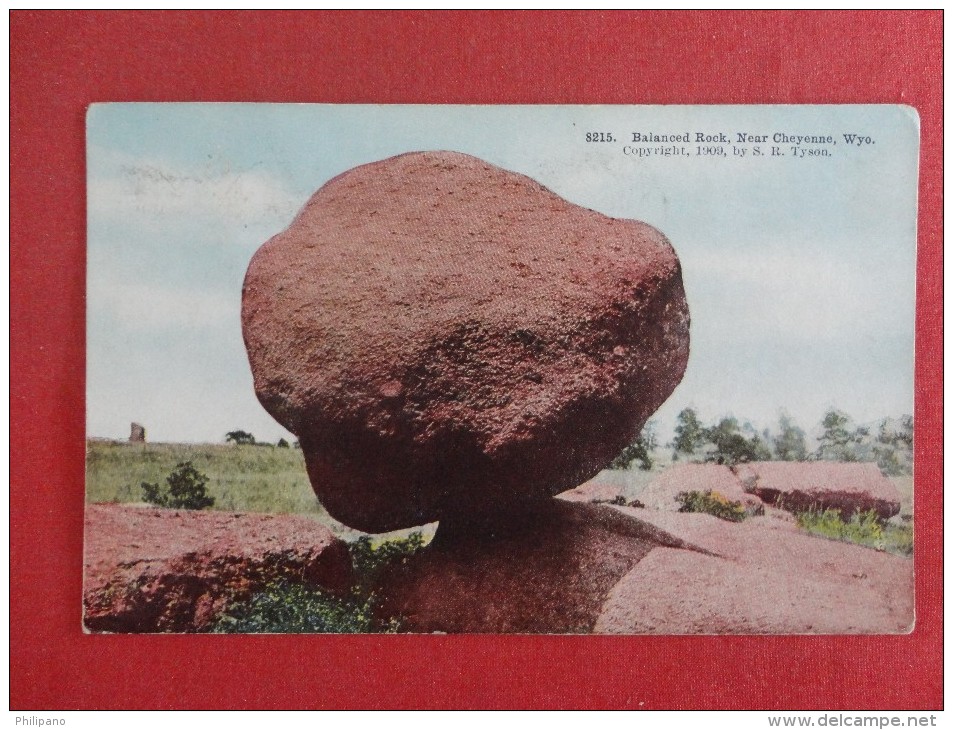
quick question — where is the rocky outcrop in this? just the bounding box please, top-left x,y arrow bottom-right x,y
595,508 -> 914,634
83,504 -> 354,633
635,462 -> 900,520
373,501 -> 913,634
639,463 -> 764,515
734,462 -> 901,519
129,423 -> 145,442
242,151 -> 690,533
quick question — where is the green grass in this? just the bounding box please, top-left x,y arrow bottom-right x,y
795,508 -> 913,557
86,440 -> 331,519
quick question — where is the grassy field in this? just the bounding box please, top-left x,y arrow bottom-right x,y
87,440 -> 914,541
86,439 -> 339,520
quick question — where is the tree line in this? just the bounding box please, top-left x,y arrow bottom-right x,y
614,408 -> 912,476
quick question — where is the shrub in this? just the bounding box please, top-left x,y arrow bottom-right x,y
276,438 -> 290,448
350,532 -> 425,593
140,461 -> 215,510
212,532 -> 426,633
676,490 -> 747,522
211,581 -> 398,634
795,508 -> 913,557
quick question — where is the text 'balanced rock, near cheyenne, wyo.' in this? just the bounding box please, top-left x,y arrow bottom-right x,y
242,151 -> 689,534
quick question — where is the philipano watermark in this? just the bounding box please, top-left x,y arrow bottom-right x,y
14,719 -> 65,727
768,716 -> 938,727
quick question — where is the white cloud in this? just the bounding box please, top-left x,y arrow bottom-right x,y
88,152 -> 303,230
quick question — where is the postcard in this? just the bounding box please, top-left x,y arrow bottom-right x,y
84,104 -> 918,634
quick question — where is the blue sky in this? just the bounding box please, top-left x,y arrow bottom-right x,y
86,104 -> 918,444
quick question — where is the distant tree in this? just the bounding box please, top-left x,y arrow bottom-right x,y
276,438 -> 290,448
773,412 -> 808,461
610,421 -> 657,471
874,446 -> 904,476
877,415 -> 913,449
873,415 -> 914,476
226,430 -> 256,446
704,417 -> 769,466
815,409 -> 857,462
672,408 -> 706,460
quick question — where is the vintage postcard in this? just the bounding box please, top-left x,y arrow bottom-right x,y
84,104 -> 918,634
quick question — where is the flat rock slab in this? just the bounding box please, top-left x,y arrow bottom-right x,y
735,462 -> 901,519
242,151 -> 689,533
83,504 -> 354,633
595,507 -> 914,634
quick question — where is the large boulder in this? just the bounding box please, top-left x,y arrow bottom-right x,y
83,504 -> 354,633
242,151 -> 690,533
734,462 -> 901,520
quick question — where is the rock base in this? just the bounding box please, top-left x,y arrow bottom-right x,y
377,500 -> 913,634
83,504 -> 354,633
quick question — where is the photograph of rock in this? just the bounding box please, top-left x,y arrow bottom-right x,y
84,104 -> 917,634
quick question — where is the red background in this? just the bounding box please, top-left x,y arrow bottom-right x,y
10,11 -> 942,710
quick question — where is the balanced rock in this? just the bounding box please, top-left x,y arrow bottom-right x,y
242,151 -> 690,533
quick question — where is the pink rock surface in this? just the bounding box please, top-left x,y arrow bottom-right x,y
595,507 -> 914,634
83,504 -> 353,633
557,479 -> 628,504
640,463 -> 763,514
243,151 -> 689,533
374,500 -> 913,634
375,500 -> 691,633
734,461 -> 901,519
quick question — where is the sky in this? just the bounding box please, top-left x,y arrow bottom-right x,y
86,104 -> 919,444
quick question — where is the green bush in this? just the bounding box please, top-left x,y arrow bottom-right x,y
211,532 -> 426,633
350,532 -> 425,593
796,509 -> 913,557
211,581 -> 398,634
140,461 -> 215,510
676,490 -> 747,522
